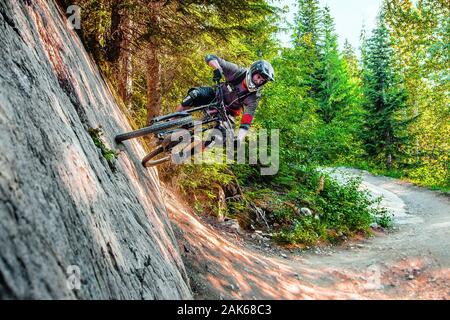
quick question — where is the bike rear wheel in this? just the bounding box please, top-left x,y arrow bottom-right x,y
115,116 -> 193,143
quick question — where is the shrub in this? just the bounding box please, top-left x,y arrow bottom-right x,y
88,126 -> 118,171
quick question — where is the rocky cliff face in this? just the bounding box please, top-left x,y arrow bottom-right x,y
0,0 -> 191,299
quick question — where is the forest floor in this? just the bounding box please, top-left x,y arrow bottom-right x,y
164,168 -> 450,300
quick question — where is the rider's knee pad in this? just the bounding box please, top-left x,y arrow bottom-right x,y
181,88 -> 200,107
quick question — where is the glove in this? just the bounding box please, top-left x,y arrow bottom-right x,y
213,68 -> 223,83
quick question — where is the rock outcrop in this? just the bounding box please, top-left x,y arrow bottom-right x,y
0,0 -> 191,299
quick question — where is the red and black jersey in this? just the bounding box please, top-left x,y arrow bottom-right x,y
205,54 -> 261,130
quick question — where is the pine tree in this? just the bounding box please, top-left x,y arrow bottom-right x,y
316,6 -> 356,124
361,13 -> 415,169
383,0 -> 449,186
292,0 -> 322,96
342,39 -> 360,80
293,0 -> 321,48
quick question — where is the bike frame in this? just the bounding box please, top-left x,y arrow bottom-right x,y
152,81 -> 236,141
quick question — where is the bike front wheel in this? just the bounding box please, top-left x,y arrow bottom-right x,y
115,116 -> 193,143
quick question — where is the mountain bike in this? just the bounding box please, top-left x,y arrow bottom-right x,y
114,81 -> 236,167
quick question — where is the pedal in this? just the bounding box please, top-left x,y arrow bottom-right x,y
156,132 -> 166,141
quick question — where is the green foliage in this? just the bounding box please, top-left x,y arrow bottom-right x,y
381,0 -> 450,188
173,162 -> 236,216
292,0 -> 322,96
374,207 -> 394,229
179,163 -> 234,194
360,13 -> 417,170
88,127 -> 119,171
317,177 -> 373,231
242,166 -> 388,245
274,218 -> 323,246
232,3 -> 400,245
317,7 -> 362,125
257,52 -> 363,167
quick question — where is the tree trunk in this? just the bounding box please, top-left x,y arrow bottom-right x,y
146,41 -> 162,124
386,153 -> 392,169
109,2 -> 122,63
414,101 -> 419,164
145,2 -> 163,124
109,1 -> 133,108
118,18 -> 133,109
386,131 -> 393,169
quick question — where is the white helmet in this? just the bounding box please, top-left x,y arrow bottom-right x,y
245,60 -> 275,92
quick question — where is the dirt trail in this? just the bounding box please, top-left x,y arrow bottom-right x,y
165,168 -> 450,300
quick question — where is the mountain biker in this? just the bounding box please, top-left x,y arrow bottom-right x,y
175,54 -> 275,149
